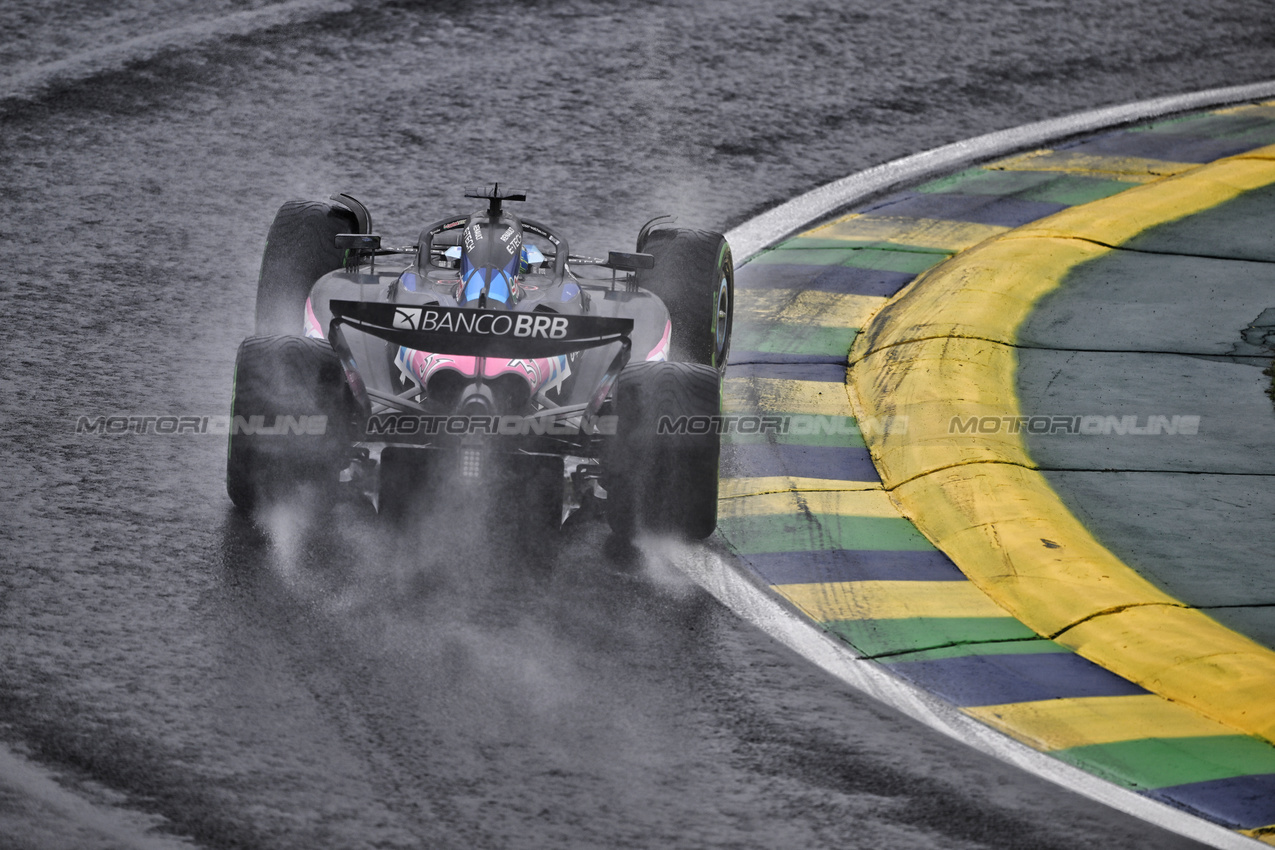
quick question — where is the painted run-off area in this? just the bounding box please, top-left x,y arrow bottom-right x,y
717,100 -> 1275,840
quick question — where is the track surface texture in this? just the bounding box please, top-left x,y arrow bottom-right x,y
3,1 -> 1275,848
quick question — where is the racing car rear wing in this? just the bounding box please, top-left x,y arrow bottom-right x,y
328,301 -> 632,429
327,300 -> 633,359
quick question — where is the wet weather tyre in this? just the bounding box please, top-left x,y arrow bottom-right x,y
636,228 -> 733,370
254,200 -> 359,336
226,335 -> 355,511
605,361 -> 721,540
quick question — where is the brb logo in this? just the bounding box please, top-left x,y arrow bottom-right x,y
393,306 -> 570,339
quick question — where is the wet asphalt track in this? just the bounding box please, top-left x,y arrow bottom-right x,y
3,1 -> 1275,848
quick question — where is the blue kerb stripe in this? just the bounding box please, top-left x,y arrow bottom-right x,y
722,443 -> 879,482
728,350 -> 851,366
1144,773 -> 1275,830
742,549 -> 966,584
882,652 -> 1149,706
728,362 -> 848,383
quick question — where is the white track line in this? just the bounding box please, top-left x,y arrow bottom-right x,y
0,743 -> 197,849
0,0 -> 353,105
714,81 -> 1275,849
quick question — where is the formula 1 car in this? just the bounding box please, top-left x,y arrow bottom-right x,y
226,187 -> 733,540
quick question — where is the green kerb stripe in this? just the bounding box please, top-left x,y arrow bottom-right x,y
914,168 -> 1136,206
825,616 -> 1038,657
732,324 -> 858,358
717,514 -> 935,555
1054,735 -> 1275,790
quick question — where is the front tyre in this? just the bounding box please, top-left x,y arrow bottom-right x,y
605,361 -> 721,540
226,335 -> 356,511
636,228 -> 733,370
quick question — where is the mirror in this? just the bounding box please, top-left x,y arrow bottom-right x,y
336,233 -> 382,252
603,251 -> 655,272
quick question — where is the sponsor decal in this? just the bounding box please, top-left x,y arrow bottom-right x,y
500,226 -> 522,256
391,306 -> 572,339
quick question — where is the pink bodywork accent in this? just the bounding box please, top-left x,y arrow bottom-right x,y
645,318 -> 671,361
399,348 -> 569,395
304,298 -> 324,339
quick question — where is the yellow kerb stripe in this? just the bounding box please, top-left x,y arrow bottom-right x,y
893,463 -> 1180,634
1239,827 -> 1275,845
1211,99 -> 1275,116
963,695 -> 1237,751
986,149 -> 1195,182
1236,146 -> 1275,161
773,580 -> 1010,622
718,488 -> 902,520
718,477 -> 883,498
735,289 -> 886,329
723,377 -> 854,418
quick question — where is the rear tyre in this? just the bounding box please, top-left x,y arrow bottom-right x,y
635,228 -> 733,370
226,335 -> 355,511
605,361 -> 721,540
254,200 -> 360,336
